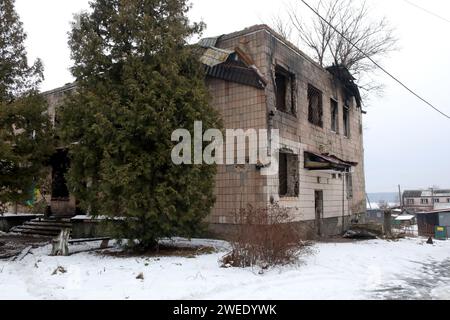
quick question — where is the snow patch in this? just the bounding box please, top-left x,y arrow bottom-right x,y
0,237 -> 449,300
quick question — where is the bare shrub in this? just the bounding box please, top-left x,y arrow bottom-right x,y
221,203 -> 309,268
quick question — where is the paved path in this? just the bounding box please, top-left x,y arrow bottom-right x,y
371,258 -> 450,299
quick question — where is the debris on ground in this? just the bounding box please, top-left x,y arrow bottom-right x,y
52,266 -> 67,275
15,246 -> 32,261
343,229 -> 377,240
0,234 -> 49,260
353,223 -> 384,236
385,232 -> 407,241
136,272 -> 144,280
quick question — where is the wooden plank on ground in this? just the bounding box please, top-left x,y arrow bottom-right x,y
15,246 -> 32,261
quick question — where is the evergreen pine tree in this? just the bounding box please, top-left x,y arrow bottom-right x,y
61,0 -> 220,248
0,0 -> 53,213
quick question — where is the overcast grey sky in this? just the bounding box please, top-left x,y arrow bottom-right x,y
15,0 -> 450,193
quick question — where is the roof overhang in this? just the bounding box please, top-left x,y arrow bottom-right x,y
417,209 -> 450,215
304,151 -> 357,172
198,38 -> 267,90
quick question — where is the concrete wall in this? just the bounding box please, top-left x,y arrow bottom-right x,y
205,79 -> 268,224
71,218 -> 114,238
207,214 -> 355,241
0,215 -> 41,232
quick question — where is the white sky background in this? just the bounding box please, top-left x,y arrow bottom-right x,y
15,0 -> 450,192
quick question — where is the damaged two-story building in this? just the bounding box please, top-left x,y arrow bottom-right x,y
36,25 -> 366,239
200,25 -> 366,238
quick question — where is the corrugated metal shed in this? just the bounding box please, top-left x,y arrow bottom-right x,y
417,209 -> 450,238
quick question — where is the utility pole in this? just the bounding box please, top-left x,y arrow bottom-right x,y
398,184 -> 403,212
431,187 -> 434,210
366,193 -> 372,210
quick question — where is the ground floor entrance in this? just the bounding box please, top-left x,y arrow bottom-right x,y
315,190 -> 324,237
49,149 -> 77,217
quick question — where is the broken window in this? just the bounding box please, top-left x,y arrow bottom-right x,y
308,85 -> 323,127
279,152 -> 299,197
434,198 -> 440,203
421,199 -> 429,204
330,99 -> 339,133
346,172 -> 353,199
50,149 -> 70,200
343,105 -> 350,137
275,66 -> 296,115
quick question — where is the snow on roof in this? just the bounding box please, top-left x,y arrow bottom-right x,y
71,215 -> 126,221
0,213 -> 43,218
395,215 -> 415,221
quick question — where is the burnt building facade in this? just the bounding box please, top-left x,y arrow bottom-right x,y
44,25 -> 366,238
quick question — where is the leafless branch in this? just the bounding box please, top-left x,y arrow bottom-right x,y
269,0 -> 399,99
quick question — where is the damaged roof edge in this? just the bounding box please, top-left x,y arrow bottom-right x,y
41,82 -> 77,96
201,24 -> 362,104
216,24 -> 330,77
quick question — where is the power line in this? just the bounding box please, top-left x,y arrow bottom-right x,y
403,0 -> 450,24
299,0 -> 450,119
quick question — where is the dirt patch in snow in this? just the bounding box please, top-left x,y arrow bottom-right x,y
317,235 -> 368,243
100,243 -> 216,259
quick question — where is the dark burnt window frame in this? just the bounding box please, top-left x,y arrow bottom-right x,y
307,84 -> 323,127
275,65 -> 297,116
278,150 -> 300,198
346,172 -> 353,199
330,98 -> 339,134
343,103 -> 351,138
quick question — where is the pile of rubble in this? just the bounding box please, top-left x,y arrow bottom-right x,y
0,234 -> 48,260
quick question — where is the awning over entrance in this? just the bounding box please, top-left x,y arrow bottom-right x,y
304,151 -> 357,172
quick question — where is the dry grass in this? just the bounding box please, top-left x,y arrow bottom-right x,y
101,243 -> 216,258
221,203 -> 310,268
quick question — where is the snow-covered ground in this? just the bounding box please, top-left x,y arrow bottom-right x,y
1,237 -> 449,300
